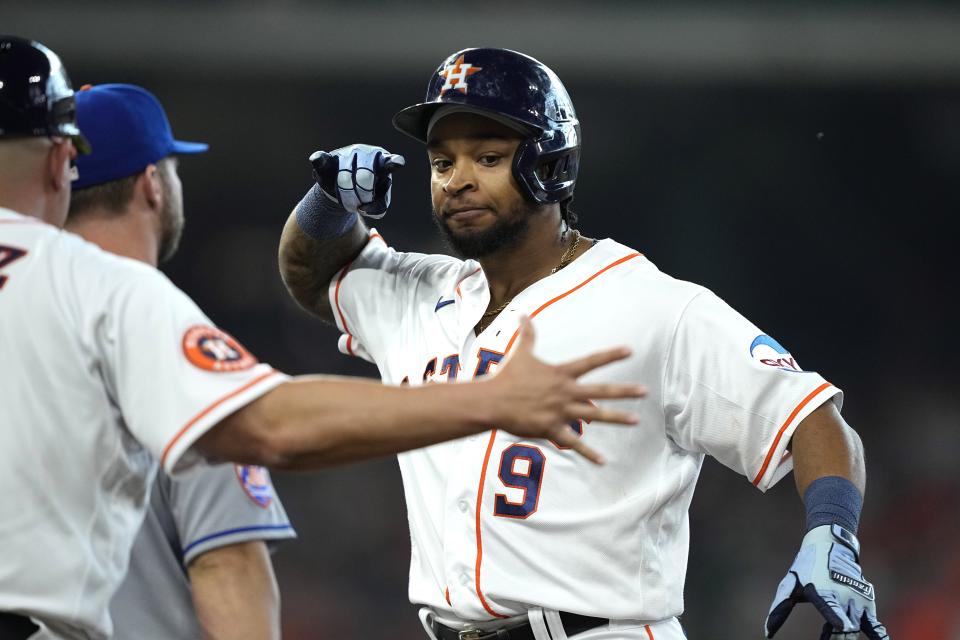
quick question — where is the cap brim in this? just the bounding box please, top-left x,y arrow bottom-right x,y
171,140 -> 209,154
393,103 -> 440,143
393,102 -> 537,144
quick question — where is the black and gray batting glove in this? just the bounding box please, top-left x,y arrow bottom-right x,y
309,143 -> 405,219
765,524 -> 889,639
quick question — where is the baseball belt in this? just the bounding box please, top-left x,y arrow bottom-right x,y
431,612 -> 607,640
0,612 -> 39,639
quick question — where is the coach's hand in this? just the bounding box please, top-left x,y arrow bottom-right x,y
309,144 -> 405,219
488,317 -> 645,464
765,524 -> 889,640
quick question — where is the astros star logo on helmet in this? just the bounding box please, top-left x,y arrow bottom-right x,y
439,55 -> 481,96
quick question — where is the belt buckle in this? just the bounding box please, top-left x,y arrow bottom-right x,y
458,630 -> 485,640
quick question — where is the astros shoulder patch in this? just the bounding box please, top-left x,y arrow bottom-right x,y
182,325 -> 258,372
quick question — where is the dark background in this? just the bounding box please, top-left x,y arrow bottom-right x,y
6,2 -> 959,638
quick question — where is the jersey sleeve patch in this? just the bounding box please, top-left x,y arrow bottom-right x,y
182,325 -> 258,372
750,334 -> 803,372
234,464 -> 274,508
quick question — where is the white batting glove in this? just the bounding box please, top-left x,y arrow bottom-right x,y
765,524 -> 889,639
309,143 -> 405,219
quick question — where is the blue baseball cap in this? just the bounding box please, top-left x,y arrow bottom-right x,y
73,83 -> 208,190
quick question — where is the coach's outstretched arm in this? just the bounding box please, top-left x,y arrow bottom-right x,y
198,318 -> 644,469
764,403 -> 889,639
279,144 -> 399,322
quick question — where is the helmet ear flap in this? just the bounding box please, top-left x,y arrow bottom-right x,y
539,154 -> 575,182
512,123 -> 580,204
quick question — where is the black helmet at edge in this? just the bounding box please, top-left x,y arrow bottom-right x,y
0,35 -> 90,154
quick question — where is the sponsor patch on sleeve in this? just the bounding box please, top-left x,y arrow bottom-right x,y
750,334 -> 803,372
235,464 -> 274,508
182,325 -> 258,372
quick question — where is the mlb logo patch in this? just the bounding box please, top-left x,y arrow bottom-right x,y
235,464 -> 274,508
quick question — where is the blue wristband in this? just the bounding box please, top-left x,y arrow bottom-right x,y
803,475 -> 863,533
294,184 -> 358,241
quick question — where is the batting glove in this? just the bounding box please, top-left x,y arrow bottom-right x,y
309,144 -> 405,219
765,524 -> 889,640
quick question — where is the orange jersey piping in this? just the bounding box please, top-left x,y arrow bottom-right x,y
333,231 -> 384,357
160,368 -> 281,469
751,381 -> 834,486
503,253 -> 641,352
333,264 -> 355,356
456,267 -> 482,298
474,429 -> 508,617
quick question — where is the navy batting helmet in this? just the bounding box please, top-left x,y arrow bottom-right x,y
393,47 -> 579,205
0,35 -> 90,153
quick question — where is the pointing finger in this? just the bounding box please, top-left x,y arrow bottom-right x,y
381,152 -> 406,171
308,150 -> 333,169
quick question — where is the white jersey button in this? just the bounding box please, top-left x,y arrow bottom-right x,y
458,500 -> 469,513
459,573 -> 470,586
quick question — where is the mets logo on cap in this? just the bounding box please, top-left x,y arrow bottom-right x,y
439,54 -> 482,96
235,465 -> 274,508
182,325 -> 258,372
750,334 -> 804,372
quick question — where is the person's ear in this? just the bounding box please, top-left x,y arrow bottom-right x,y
141,163 -> 163,209
47,138 -> 75,193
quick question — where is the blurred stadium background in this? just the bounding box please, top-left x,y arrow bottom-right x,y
6,1 -> 959,638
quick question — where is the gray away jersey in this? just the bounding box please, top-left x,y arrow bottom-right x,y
110,464 -> 295,639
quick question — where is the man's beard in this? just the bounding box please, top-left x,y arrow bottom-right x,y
158,210 -> 183,264
157,173 -> 184,264
433,200 -> 537,259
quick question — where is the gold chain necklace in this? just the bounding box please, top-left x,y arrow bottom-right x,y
550,229 -> 582,275
475,230 -> 582,334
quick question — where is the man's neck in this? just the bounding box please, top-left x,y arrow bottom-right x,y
65,207 -> 158,267
0,143 -> 65,226
477,216 -> 570,307
0,191 -> 58,226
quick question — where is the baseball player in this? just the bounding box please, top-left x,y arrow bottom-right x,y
0,36 -> 642,640
278,48 -> 889,639
65,83 -> 296,640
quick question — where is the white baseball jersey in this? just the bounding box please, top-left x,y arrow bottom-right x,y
110,464 -> 295,639
0,208 -> 287,639
329,230 -> 841,627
